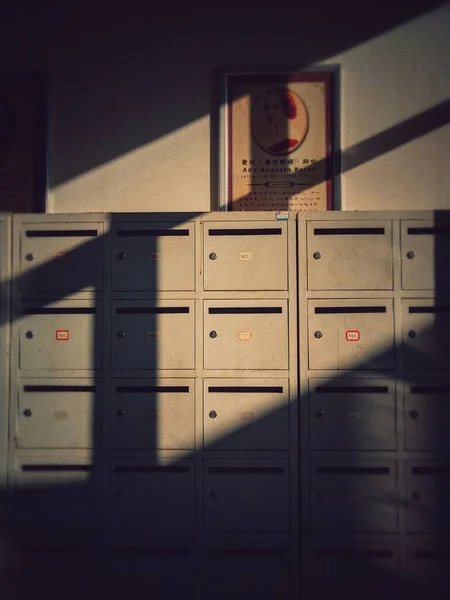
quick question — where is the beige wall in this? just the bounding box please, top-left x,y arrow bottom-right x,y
1,4 -> 449,213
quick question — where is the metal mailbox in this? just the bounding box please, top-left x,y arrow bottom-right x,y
203,221 -> 288,291
309,379 -> 396,450
204,300 -> 288,370
402,300 -> 450,370
309,541 -> 400,600
406,461 -> 450,533
203,544 -> 290,600
111,222 -> 195,291
203,460 -> 289,532
19,300 -> 102,371
308,300 -> 395,370
17,378 -> 101,449
111,460 -> 195,541
18,223 -> 103,292
310,460 -> 398,533
111,300 -> 195,370
401,220 -> 450,290
307,220 -> 393,290
203,379 -> 290,451
13,458 -> 101,543
110,379 -> 195,450
404,381 -> 450,451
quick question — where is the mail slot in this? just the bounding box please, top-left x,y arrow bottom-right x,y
110,379 -> 194,450
406,461 -> 450,533
111,300 -> 195,370
308,300 -> 395,370
203,221 -> 288,291
311,460 -> 398,533
309,541 -> 400,600
204,301 -> 288,370
402,300 -> 450,370
17,379 -> 101,449
111,222 -> 195,291
203,543 -> 290,600
203,379 -> 289,450
111,460 -> 194,542
404,382 -> 450,451
307,220 -> 393,290
13,458 -> 101,543
401,220 -> 450,290
309,379 -> 396,450
19,223 -> 103,291
204,460 -> 289,532
19,301 -> 102,371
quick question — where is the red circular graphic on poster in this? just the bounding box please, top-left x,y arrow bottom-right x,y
251,87 -> 309,156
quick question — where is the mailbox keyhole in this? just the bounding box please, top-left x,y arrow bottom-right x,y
25,253 -> 34,262
23,409 -> 32,417
117,409 -> 125,418
315,410 -> 324,419
209,331 -> 218,339
117,252 -> 126,261
25,331 -> 33,339
409,410 -> 419,419
209,253 -> 217,260
209,411 -> 218,419
117,331 -> 126,339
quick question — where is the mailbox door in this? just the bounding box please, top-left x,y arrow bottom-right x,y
307,220 -> 393,290
204,221 -> 288,291
111,222 -> 195,291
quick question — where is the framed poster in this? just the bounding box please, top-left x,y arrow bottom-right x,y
0,69 -> 48,212
219,70 -> 334,211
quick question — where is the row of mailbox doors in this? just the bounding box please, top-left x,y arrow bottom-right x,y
16,220 -> 450,292
2,543 -> 448,600
17,298 -> 450,371
12,459 -> 450,535
13,378 -> 450,451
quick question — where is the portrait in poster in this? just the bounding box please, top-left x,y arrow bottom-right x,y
219,71 -> 334,212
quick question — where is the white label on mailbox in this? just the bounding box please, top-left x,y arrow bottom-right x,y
239,251 -> 253,261
346,330 -> 360,342
55,329 -> 69,341
147,331 -> 160,340
275,210 -> 289,220
238,330 -> 252,341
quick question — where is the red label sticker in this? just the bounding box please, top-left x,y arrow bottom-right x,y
346,330 -> 360,342
238,330 -> 252,341
55,251 -> 67,260
56,329 -> 69,341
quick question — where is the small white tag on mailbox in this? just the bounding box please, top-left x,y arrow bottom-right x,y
239,251 -> 253,261
238,330 -> 252,341
346,330 -> 360,342
55,329 -> 69,341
